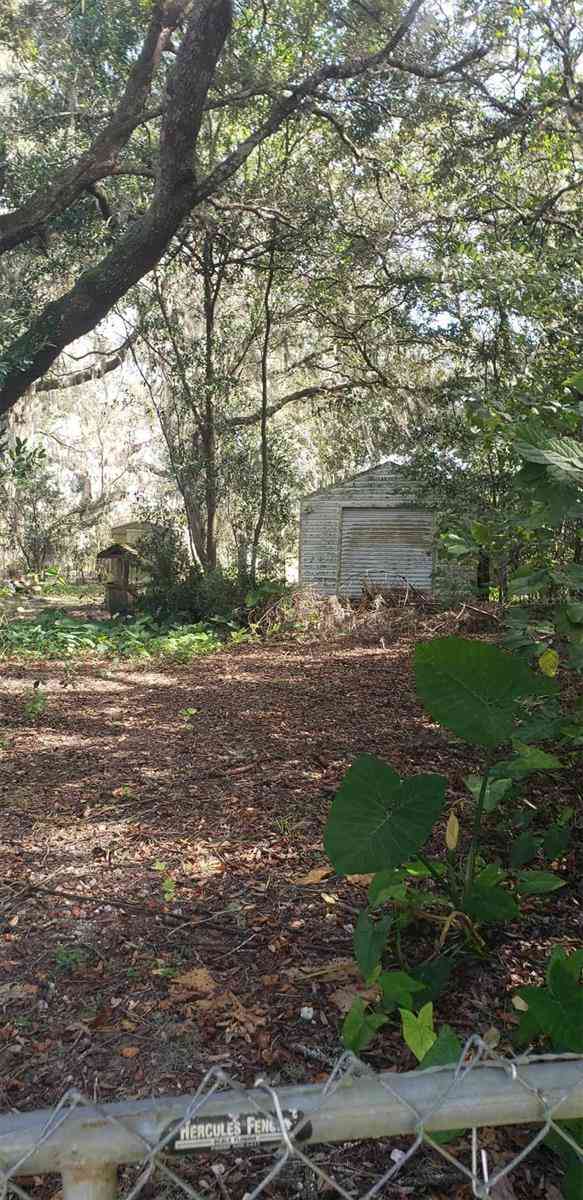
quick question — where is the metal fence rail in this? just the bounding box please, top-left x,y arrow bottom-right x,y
1,1037 -> 583,1200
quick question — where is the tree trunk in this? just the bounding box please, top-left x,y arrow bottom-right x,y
250,240 -> 275,585
237,538 -> 249,586
0,0 -> 232,414
203,234 -> 218,571
476,549 -> 490,600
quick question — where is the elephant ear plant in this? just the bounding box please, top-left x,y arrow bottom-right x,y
324,637 -> 571,1056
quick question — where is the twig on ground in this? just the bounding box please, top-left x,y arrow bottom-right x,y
292,1043 -> 338,1068
1,878 -> 197,924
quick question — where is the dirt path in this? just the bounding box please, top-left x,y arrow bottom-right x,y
0,634 -> 580,1137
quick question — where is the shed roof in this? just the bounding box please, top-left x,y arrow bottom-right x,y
96,542 -> 141,561
301,460 -> 409,501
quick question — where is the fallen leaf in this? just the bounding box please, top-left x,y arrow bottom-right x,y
346,874 -> 374,887
170,967 -> 216,994
216,993 -> 267,1043
330,985 -> 379,1014
88,1005 -> 114,1028
120,1046 -> 139,1058
291,866 -> 332,886
482,1026 -> 500,1049
285,959 -> 359,983
0,983 -> 38,1003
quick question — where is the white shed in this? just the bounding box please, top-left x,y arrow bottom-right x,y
299,462 -> 434,597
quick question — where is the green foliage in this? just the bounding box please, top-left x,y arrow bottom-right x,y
400,1002 -> 437,1062
153,861 -> 177,903
515,948 -> 583,1052
341,998 -> 388,1053
353,911 -> 392,982
180,707 -> 199,724
462,882 -> 519,923
414,637 -> 556,748
137,518 -> 191,595
324,755 -> 446,875
140,566 -> 245,625
0,608 -> 223,662
22,683 -> 47,720
514,948 -> 583,1197
464,775 -> 512,813
54,944 -> 85,972
379,970 -> 425,1013
326,636 -> 572,1057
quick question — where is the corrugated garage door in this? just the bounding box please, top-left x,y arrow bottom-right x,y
339,507 -> 433,596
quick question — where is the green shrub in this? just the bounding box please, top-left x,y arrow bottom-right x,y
139,567 -> 245,624
324,636 -> 578,1056
514,947 -> 583,1198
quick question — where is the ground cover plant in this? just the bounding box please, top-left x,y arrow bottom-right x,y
325,636 -> 579,1048
323,624 -> 583,1194
0,608 -> 227,662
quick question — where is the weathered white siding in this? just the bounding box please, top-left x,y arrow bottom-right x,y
299,463 -> 434,597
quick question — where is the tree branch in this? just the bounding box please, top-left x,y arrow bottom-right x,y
0,2 -> 189,256
0,0 -> 489,416
0,0 -> 233,416
32,333 -> 138,392
225,379 -> 379,429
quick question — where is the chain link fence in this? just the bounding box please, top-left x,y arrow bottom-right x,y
1,1037 -> 582,1200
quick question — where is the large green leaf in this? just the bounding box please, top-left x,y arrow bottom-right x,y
545,1122 -> 583,1200
414,638 -> 555,748
324,755 -> 446,875
378,970 -> 425,1013
515,986 -> 583,1052
464,774 -> 513,813
368,869 -> 408,908
542,823 -> 570,860
511,741 -> 563,770
342,998 -> 389,1053
508,568 -> 552,596
514,435 -> 583,486
516,870 -> 565,896
463,883 -> 519,924
353,911 -> 392,981
548,952 -> 583,1005
410,956 -> 454,1006
510,832 -> 539,867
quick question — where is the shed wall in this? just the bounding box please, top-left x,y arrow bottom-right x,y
299,465 -> 433,597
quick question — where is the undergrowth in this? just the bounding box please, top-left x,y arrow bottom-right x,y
0,608 -> 236,662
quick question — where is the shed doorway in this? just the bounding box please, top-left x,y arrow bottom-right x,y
338,506 -> 433,595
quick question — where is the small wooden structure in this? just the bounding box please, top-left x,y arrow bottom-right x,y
96,523 -> 152,615
96,543 -> 144,615
299,462 -> 434,598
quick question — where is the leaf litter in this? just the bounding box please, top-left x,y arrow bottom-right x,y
0,621 -> 581,1197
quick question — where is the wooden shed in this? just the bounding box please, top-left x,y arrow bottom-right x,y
299,463 -> 434,598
